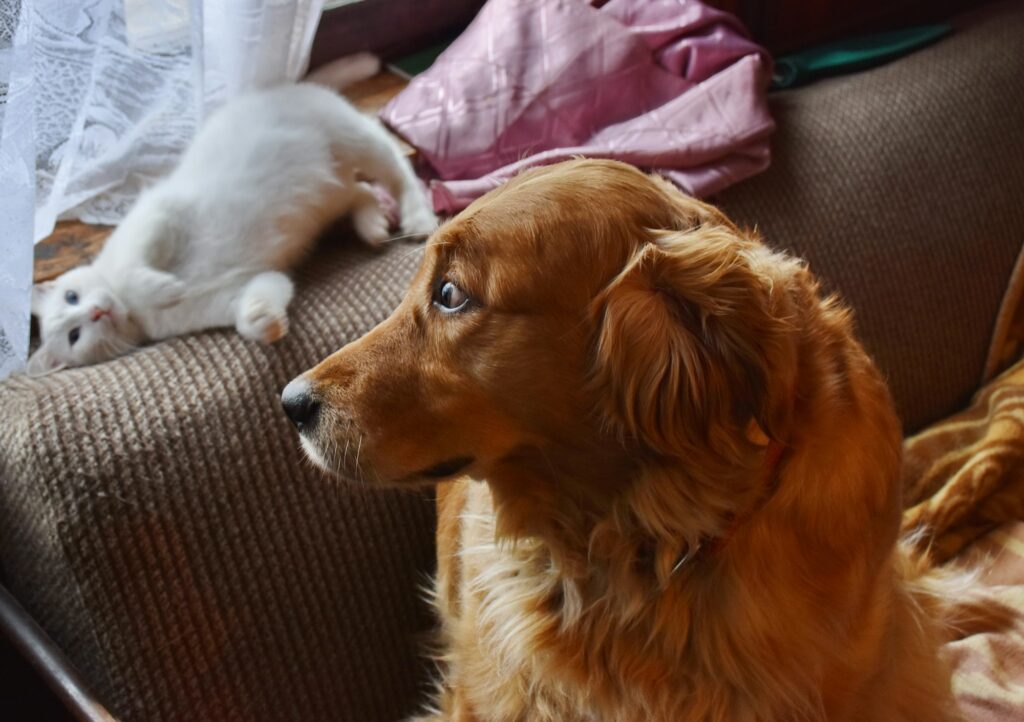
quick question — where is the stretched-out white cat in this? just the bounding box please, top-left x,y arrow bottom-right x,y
29,54 -> 435,375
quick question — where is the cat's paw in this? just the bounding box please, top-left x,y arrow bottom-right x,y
128,268 -> 186,309
353,204 -> 391,247
151,278 -> 187,309
237,302 -> 290,344
400,206 -> 438,239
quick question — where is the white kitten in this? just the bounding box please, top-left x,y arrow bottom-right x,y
29,54 -> 436,375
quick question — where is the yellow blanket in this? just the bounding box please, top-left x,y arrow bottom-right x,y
902,360 -> 1024,719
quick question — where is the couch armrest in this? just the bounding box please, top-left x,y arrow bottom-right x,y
0,240 -> 436,722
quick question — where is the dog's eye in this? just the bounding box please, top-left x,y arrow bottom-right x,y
68,327 -> 80,346
434,280 -> 470,313
65,290 -> 79,305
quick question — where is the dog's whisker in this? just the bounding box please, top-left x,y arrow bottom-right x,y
386,231 -> 433,243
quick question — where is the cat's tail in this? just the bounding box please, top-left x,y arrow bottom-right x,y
304,52 -> 381,91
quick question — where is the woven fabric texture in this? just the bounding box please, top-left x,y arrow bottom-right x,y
1,3 -> 1023,721
0,239 -> 436,721
716,0 -> 1024,432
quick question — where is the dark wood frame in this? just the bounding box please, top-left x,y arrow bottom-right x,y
0,584 -> 116,721
309,0 -> 485,68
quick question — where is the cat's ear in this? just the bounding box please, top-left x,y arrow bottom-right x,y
31,281 -> 56,316
25,339 -> 66,377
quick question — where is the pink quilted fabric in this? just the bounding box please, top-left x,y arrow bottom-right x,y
380,0 -> 775,214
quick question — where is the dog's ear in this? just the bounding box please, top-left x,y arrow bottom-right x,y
591,225 -> 791,458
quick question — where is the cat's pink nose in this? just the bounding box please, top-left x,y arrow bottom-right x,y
90,307 -> 111,322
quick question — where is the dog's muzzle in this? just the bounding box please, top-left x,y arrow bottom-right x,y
281,377 -> 321,432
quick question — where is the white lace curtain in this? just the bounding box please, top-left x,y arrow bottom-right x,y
0,0 -> 324,377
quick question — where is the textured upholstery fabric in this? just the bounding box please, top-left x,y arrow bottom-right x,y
0,4 -> 1022,721
0,240 -> 436,721
716,0 -> 1024,432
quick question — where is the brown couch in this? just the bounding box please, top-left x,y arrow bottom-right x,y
2,3 -> 1023,720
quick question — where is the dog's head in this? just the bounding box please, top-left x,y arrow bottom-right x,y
283,159 -> 799,521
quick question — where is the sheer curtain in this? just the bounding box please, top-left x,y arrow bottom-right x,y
0,0 -> 323,378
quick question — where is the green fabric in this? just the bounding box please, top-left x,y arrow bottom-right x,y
772,25 -> 952,89
388,37 -> 454,79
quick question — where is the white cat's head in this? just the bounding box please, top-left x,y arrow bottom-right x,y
28,265 -> 135,375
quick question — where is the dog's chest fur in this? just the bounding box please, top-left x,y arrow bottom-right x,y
437,481 -> 704,722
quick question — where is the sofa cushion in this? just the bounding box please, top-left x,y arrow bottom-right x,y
716,0 -> 1024,432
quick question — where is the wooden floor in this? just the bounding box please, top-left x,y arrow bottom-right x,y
33,222 -> 112,284
34,70 -> 411,283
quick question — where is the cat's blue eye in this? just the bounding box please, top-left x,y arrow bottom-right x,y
68,328 -> 80,346
65,290 -> 79,305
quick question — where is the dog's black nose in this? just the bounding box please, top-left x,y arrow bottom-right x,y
281,377 -> 320,431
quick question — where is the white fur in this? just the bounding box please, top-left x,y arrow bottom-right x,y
29,71 -> 436,374
305,51 -> 382,90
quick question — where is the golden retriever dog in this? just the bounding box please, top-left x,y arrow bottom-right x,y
282,159 -> 967,721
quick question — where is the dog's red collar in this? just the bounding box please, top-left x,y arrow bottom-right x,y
671,439 -> 788,575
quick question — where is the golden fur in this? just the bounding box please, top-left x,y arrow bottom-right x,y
295,159 -> 967,721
